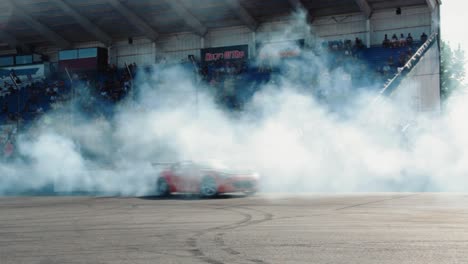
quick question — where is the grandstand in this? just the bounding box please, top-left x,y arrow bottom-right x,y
0,0 -> 441,132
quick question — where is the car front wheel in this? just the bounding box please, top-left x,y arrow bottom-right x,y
200,177 -> 218,197
156,178 -> 170,196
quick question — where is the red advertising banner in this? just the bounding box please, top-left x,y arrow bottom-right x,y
201,45 -> 248,63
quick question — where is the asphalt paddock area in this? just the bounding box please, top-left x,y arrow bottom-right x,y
1,194 -> 468,264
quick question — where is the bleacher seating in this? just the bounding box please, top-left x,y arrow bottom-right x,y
362,44 -> 419,70
0,33 -> 426,126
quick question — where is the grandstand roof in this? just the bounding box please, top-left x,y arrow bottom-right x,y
0,0 -> 440,53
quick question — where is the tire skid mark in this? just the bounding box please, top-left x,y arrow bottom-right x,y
215,233 -> 241,255
185,205 -> 253,264
335,194 -> 419,211
211,206 -> 273,264
201,195 -> 417,264
186,205 -> 273,264
189,194 -> 416,264
248,259 -> 269,264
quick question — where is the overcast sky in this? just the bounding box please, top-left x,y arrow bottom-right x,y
441,1 -> 467,52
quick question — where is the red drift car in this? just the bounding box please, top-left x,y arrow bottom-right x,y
153,161 -> 259,197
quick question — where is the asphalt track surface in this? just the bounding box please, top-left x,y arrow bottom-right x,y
1,193 -> 468,264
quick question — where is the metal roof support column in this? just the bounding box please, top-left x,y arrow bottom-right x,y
163,0 -> 207,36
366,19 -> 372,48
52,0 -> 113,46
224,0 -> 258,31
426,0 -> 437,11
6,0 -> 71,48
106,0 -> 159,42
354,0 -> 372,18
251,31 -> 256,58
0,32 -> 26,50
288,0 -> 314,24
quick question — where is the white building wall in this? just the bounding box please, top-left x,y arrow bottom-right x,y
74,41 -> 106,49
392,41 -> 441,113
206,26 -> 252,47
110,38 -> 154,67
254,20 -> 314,57
256,20 -> 305,42
311,13 -> 367,43
371,6 -> 432,46
157,32 -> 201,63
34,4 -> 434,67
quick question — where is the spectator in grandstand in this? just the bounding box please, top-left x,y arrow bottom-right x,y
27,74 -> 33,83
3,139 -> 14,160
354,37 -> 365,49
398,52 -> 406,67
407,47 -> 414,58
123,78 -> 131,93
344,39 -> 352,50
344,49 -> 352,57
399,34 -> 407,47
8,84 -> 15,94
209,76 -> 219,88
391,34 -> 399,48
382,34 -> 391,48
387,56 -> 395,68
338,40 -> 344,50
420,32 -> 428,43
406,33 -> 414,46
10,70 -> 21,85
46,84 -> 60,102
127,62 -> 137,77
34,107 -> 44,117
1,103 -> 7,114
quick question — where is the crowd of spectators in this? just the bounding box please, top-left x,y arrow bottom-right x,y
0,125 -> 16,161
382,32 -> 427,49
96,63 -> 135,102
200,60 -> 248,109
0,62 -> 140,159
317,31 -> 430,89
377,32 -> 429,78
324,37 -> 366,57
0,30 -> 431,142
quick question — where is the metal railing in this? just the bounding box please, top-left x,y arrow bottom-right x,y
373,32 -> 438,104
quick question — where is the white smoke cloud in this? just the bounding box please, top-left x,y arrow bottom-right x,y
0,11 -> 464,196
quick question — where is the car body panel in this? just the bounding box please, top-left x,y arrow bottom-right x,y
156,162 -> 258,195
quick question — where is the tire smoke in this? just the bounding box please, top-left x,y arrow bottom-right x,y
0,12 -> 462,196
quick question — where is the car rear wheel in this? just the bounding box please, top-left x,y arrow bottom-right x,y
156,178 -> 170,196
200,177 -> 218,197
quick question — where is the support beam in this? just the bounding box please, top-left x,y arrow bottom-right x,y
0,32 -> 31,53
288,0 -> 314,24
426,0 -> 437,11
354,0 -> 372,18
251,31 -> 256,57
224,0 -> 258,31
6,0 -> 71,48
52,0 -> 113,46
106,0 -> 158,41
288,0 -> 305,10
366,19 -> 371,48
0,31 -> 20,49
164,0 -> 207,36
